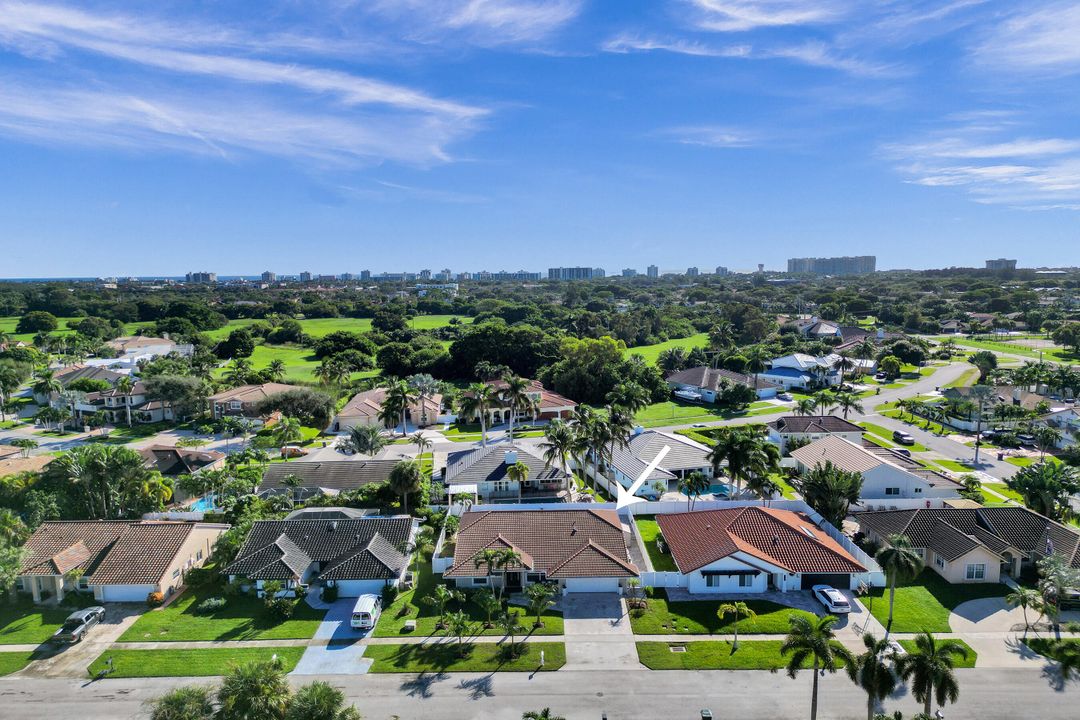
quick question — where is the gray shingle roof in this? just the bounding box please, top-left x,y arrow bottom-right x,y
767,415 -> 863,434
609,430 -> 712,483
666,366 -> 780,392
260,460 -> 399,494
443,443 -> 566,486
225,517 -> 412,582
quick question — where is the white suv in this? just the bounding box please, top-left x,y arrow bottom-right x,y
812,585 -> 851,614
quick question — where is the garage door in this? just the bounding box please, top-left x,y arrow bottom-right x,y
800,574 -> 852,590
563,578 -> 621,594
99,584 -> 156,602
334,580 -> 387,598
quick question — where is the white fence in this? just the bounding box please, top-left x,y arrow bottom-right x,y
142,511 -> 206,521
640,571 -> 685,588
853,498 -> 950,512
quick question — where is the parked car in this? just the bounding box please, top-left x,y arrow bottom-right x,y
280,445 -> 309,459
892,430 -> 916,446
874,372 -> 887,381
812,585 -> 851,614
1016,434 -> 1036,446
777,392 -> 793,401
350,594 -> 382,630
53,606 -> 106,643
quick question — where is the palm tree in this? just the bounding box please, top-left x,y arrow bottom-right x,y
500,374 -> 537,442
525,582 -> 557,628
507,459 -> 531,503
781,615 -> 854,720
832,391 -> 864,420
285,681 -> 361,720
813,390 -> 834,417
707,427 -> 778,498
1006,462 -> 1080,521
493,547 -> 522,600
272,416 -> 303,456
265,360 -> 286,383
605,381 -> 649,415
499,609 -> 525,655
876,534 -> 924,639
339,424 -> 388,456
745,345 -> 771,390
223,358 -> 253,387
1005,587 -> 1043,633
10,438 -> 37,458
474,548 -> 503,592
795,397 -> 817,416
382,379 -> 417,436
421,584 -> 463,628
842,633 -> 898,720
114,375 -> 135,427
522,710 -> 565,720
1033,425 -> 1063,460
148,685 -> 215,720
315,358 -> 348,387
408,373 -> 439,427
0,509 -> 29,545
31,369 -> 61,400
896,631 -> 969,717
444,609 -> 474,656
411,431 -> 432,460
835,351 -> 856,387
388,459 -> 422,514
475,589 -> 502,628
215,658 -> 291,720
744,471 -> 782,507
456,382 -> 497,447
539,418 -> 575,492
678,470 -> 711,510
718,601 -> 756,649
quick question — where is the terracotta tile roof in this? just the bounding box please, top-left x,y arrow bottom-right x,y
208,383 -> 299,404
19,521 -> 221,585
445,509 -> 637,579
336,387 -> 442,423
105,336 -> 176,352
477,378 -> 578,411
656,507 -> 866,574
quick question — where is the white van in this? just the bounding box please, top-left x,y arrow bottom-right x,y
350,594 -> 382,630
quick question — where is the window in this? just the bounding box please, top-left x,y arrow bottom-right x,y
935,555 -> 945,569
172,569 -> 181,579
78,576 -> 90,590
526,573 -> 545,584
738,574 -> 753,588
472,577 -> 488,586
965,563 -> 986,580
914,487 -> 922,494
493,479 -> 511,493
704,574 -> 721,588
230,400 -> 242,410
884,487 -> 900,496
196,550 -> 203,561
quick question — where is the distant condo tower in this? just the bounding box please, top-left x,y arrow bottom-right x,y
985,258 -> 1017,271
646,264 -> 659,278
260,270 -> 276,282
185,271 -> 217,283
786,256 -> 876,275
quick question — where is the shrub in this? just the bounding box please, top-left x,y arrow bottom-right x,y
265,597 -> 297,622
146,591 -> 164,607
195,597 -> 227,614
381,584 -> 399,607
321,584 -> 339,603
183,566 -> 218,588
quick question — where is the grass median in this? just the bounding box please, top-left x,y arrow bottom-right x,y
365,641 -> 565,673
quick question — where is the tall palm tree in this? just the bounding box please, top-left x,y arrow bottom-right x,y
781,615 -> 854,720
408,373 -> 439,428
539,418 -> 575,492
707,427 -> 777,498
382,378 -> 417,436
1005,587 -> 1043,633
31,369 -> 61,400
795,397 -> 817,416
718,601 -> 756,649
340,424 -> 388,456
113,375 -> 135,427
388,459 -> 422,514
876,534 -> 924,639
846,633 -> 900,720
835,351 -> 856,387
831,391 -> 864,420
896,631 -> 969,717
456,382 -> 497,447
678,470 -> 711,511
745,345 -> 771,390
507,460 -> 531,503
223,358 -> 253,387
500,374 -> 537,442
605,381 -> 649,415
272,416 -> 303,456
813,390 -> 834,417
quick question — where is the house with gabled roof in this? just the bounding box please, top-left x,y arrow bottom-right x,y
442,508 -> 638,594
604,429 -> 714,498
208,383 -> 299,420
441,443 -> 570,503
858,506 -> 1080,584
17,520 -> 228,603
654,507 -> 867,593
224,515 -> 414,597
666,366 -> 780,401
332,386 -> 447,432
766,414 -> 864,453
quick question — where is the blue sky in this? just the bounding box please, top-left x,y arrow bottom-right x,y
1,0 -> 1079,277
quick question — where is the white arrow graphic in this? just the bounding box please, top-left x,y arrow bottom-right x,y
615,444 -> 670,510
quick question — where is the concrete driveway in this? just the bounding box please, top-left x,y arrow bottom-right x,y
560,593 -> 641,670
17,604 -> 144,679
292,599 -> 372,675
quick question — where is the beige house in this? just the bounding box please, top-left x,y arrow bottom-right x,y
17,520 -> 229,603
332,387 -> 444,432
208,383 -> 298,419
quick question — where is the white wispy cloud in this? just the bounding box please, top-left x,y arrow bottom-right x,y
368,0 -> 582,45
885,122 -> 1080,209
602,33 -> 750,58
971,2 -> 1080,75
686,0 -> 850,32
658,125 -> 760,148
0,1 -> 487,166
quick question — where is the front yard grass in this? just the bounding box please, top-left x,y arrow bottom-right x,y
934,459 -> 977,473
0,601 -> 70,645
865,570 -> 1009,633
365,640 -> 564,673
979,484 -> 1024,504
0,651 -> 35,675
637,640 -> 841,670
898,639 -> 977,668
1025,638 -> 1080,666
859,422 -> 929,452
630,591 -> 816,635
374,559 -> 563,637
118,588 -> 325,642
634,516 -> 678,572
87,646 -> 304,678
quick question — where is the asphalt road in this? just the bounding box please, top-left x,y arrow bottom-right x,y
2,666 -> 1075,720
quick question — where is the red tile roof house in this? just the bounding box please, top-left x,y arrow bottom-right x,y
655,507 -> 868,594
442,509 -> 639,595
208,383 -> 299,420
17,520 -> 229,604
462,378 -> 577,425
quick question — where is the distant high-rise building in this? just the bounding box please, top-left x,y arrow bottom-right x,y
621,268 -> 638,277
594,268 -> 606,278
985,258 -> 1017,271
340,272 -> 354,281
437,268 -> 452,282
419,269 -> 432,280
318,274 -> 337,281
548,267 -> 597,281
360,270 -> 371,281
715,266 -> 729,276
686,267 -> 700,277
299,271 -> 313,282
185,271 -> 217,283
647,264 -> 659,278
786,256 -> 876,275
260,270 -> 276,282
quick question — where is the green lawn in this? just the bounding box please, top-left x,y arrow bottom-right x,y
630,592 -> 816,635
934,459 -> 977,473
87,646 -> 305,678
374,559 -> 563,637
0,602 -> 70,645
634,400 -> 782,429
634,517 -> 678,572
626,334 -> 709,364
774,474 -> 801,500
944,367 -> 980,388
118,588 -> 325,642
859,422 -> 929,452
365,641 -> 564,673
1005,456 -> 1061,468
865,570 -> 1009,633
637,640 -> 841,670
0,651 -> 35,676
200,315 -> 473,342
880,409 -> 950,437
1025,638 -> 1080,665
898,639 -> 978,668
979,483 -> 1024,504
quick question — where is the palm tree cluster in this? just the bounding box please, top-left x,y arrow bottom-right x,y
148,659 -> 361,720
46,444 -> 173,519
706,426 -> 782,501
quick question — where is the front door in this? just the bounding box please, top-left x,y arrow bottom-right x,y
504,571 -> 523,593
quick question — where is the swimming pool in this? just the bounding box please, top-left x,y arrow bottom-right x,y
680,484 -> 730,497
187,494 -> 218,512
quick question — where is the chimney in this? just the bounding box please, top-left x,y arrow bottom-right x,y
504,450 -> 517,465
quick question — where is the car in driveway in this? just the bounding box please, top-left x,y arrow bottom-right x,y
777,392 -> 793,401
811,585 -> 851,614
53,606 -> 106,643
892,430 -> 916,445
691,423 -> 708,428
